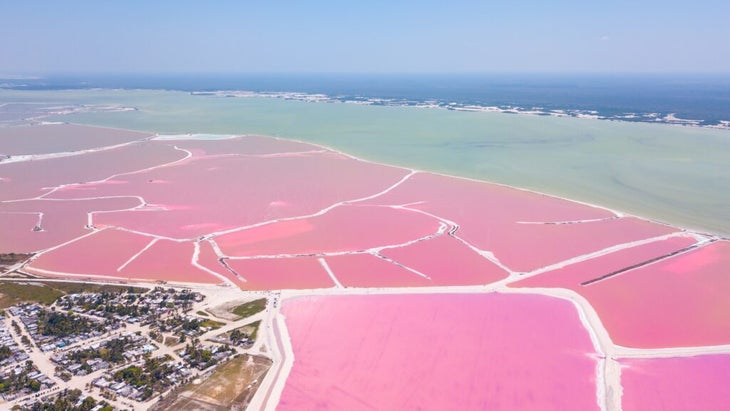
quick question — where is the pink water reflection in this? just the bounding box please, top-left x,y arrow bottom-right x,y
364,173 -> 675,272
366,172 -> 613,223
56,151 -> 408,239
461,217 -> 677,272
120,239 -> 221,283
26,229 -> 152,279
217,205 -> 439,257
513,239 -> 730,348
513,236 -> 697,289
0,197 -> 140,253
196,240 -> 229,279
0,124 -> 149,156
620,355 -> 730,411
279,293 -> 599,410
0,213 -> 39,252
382,234 -> 508,285
1,142 -> 185,201
325,253 -> 431,288
583,241 -> 730,348
225,257 -> 334,290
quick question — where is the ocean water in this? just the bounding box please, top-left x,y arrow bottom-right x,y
1,75 -> 729,235
6,73 -> 730,126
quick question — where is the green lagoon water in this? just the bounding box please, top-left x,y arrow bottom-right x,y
3,89 -> 729,235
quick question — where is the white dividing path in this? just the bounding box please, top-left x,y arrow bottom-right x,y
318,258 -> 343,288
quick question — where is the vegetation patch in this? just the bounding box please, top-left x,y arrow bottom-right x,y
113,355 -> 175,401
0,253 -> 33,272
0,344 -> 12,361
231,298 -> 266,319
240,320 -> 261,341
0,282 -> 64,308
47,282 -> 148,295
182,343 -> 234,370
199,319 -> 225,330
0,281 -> 148,309
37,310 -> 104,338
17,388 -> 110,411
0,281 -> 149,309
0,361 -> 45,396
214,320 -> 261,347
67,336 -> 135,365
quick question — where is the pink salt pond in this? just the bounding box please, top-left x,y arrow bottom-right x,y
0,212 -> 40,252
513,236 -> 698,289
324,253 -> 432,288
25,228 -> 152,280
365,172 -> 614,224
513,239 -> 730,348
583,241 -> 730,348
25,228 -> 220,284
278,293 -> 599,410
364,172 -> 676,272
54,148 -> 409,239
27,229 -> 221,283
0,197 -> 140,253
0,141 -> 185,201
118,239 -> 221,283
381,234 -> 508,285
620,355 -> 730,411
466,217 -> 677,272
216,205 -> 440,257
225,257 -> 334,290
0,124 -> 149,156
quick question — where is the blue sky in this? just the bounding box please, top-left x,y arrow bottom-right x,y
2,1 -> 729,74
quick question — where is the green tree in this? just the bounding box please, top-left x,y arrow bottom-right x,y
230,329 -> 242,344
0,345 -> 12,360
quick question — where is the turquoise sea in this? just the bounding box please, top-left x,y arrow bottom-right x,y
1,87 -> 729,235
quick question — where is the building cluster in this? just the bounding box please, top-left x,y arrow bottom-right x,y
58,287 -> 203,327
0,314 -> 30,368
0,363 -> 56,402
91,354 -> 194,402
50,333 -> 153,378
0,285 -> 260,410
179,342 -> 236,371
0,313 -> 56,402
210,326 -> 256,348
15,388 -> 113,411
8,304 -> 114,352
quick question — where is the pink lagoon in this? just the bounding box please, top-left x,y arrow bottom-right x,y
278,293 -> 600,410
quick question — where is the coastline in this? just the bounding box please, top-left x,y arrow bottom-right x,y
7,119 -> 723,239
125,128 -> 730,239
192,89 -> 730,131
3,88 -> 726,236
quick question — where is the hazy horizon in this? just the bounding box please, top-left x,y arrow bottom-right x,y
5,71 -> 730,77
2,1 -> 729,74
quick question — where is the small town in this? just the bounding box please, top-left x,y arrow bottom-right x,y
0,281 -> 272,411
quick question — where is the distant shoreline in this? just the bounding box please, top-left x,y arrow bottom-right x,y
3,73 -> 730,130
191,89 -> 730,131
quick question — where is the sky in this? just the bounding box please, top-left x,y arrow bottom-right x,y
1,0 -> 729,74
